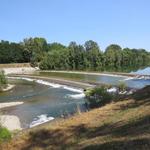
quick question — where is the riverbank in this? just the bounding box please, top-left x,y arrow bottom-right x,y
0,63 -> 38,75
1,85 -> 150,150
0,102 -> 24,130
0,102 -> 24,109
3,67 -> 38,75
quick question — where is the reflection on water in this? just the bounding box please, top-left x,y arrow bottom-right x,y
36,71 -> 150,89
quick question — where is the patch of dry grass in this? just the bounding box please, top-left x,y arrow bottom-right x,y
0,63 -> 30,68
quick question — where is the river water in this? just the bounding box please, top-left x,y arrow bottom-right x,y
0,78 -> 86,128
36,70 -> 150,89
0,67 -> 150,128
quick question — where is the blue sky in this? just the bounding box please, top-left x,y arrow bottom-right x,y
0,0 -> 150,51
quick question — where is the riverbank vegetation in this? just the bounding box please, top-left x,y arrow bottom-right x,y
85,82 -> 128,108
0,70 -> 8,91
0,127 -> 11,142
0,38 -> 150,72
1,85 -> 150,150
85,86 -> 113,108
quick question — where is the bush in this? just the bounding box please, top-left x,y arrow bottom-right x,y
118,81 -> 127,91
39,58 -> 49,70
0,127 -> 11,142
0,70 -> 8,91
85,86 -> 113,108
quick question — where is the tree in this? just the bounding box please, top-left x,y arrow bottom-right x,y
22,37 -> 48,66
39,43 -> 70,70
0,38 -> 150,72
68,42 -> 85,70
105,44 -> 122,70
84,40 -> 103,70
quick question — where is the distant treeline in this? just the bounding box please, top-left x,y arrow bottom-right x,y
0,38 -> 150,72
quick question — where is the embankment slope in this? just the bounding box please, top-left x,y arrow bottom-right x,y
1,86 -> 150,150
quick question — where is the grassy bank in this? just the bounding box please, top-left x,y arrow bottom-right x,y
1,86 -> 150,150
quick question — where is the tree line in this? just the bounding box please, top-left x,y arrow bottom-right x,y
0,37 -> 150,72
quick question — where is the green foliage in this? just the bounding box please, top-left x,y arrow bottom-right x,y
0,38 -> 150,72
118,81 -> 127,91
0,127 -> 11,142
0,41 -> 28,63
38,41 -> 150,72
105,44 -> 122,69
39,46 -> 70,70
0,70 -> 7,88
85,86 -> 113,108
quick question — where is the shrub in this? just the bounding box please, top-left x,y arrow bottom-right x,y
0,127 -> 11,142
118,81 -> 127,91
0,70 -> 8,91
0,70 -> 7,85
85,86 -> 113,108
39,58 -> 49,70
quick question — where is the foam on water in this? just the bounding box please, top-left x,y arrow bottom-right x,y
107,87 -> 118,93
8,76 -> 34,81
62,85 -> 83,93
9,77 -> 84,94
123,77 -> 134,81
67,93 -> 85,99
29,114 -> 54,128
36,79 -> 61,88
21,77 -> 34,82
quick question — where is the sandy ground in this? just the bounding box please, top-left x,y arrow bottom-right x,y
0,102 -> 24,109
2,67 -> 38,75
0,115 -> 22,131
0,102 -> 24,131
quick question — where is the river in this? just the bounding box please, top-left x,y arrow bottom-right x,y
0,67 -> 150,129
0,78 -> 86,128
35,69 -> 150,89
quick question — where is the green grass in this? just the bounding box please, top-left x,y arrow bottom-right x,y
0,127 -> 11,142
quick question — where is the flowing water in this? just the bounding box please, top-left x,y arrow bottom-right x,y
0,67 -> 150,128
0,78 -> 86,128
35,70 -> 150,89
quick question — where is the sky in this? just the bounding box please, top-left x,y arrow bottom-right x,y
0,0 -> 150,51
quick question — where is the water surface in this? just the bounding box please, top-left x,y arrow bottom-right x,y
36,71 -> 150,89
130,67 -> 150,75
0,79 -> 85,128
1,67 -> 150,128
